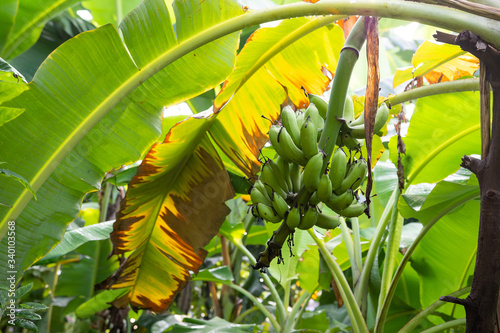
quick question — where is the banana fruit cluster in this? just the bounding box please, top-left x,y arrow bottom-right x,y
251,96 -> 389,232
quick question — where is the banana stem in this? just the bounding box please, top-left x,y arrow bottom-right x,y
376,187 -> 403,331
354,186 -> 398,305
226,233 -> 287,322
388,78 -> 480,106
281,289 -> 311,333
307,228 -> 369,333
338,217 -> 359,285
318,18 -> 367,167
350,218 -> 363,285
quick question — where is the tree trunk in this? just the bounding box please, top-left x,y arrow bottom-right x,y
439,31 -> 500,333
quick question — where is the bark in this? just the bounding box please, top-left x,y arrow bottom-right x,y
439,31 -> 500,332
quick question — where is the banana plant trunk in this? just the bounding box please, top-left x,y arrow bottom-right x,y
440,30 -> 500,332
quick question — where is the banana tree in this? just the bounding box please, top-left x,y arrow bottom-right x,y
1,0 -> 500,331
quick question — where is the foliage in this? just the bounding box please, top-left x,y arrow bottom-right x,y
0,0 -> 498,332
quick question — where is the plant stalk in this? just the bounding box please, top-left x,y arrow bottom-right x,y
375,187 -> 402,333
308,228 -> 369,333
318,17 -> 366,165
224,233 -> 287,322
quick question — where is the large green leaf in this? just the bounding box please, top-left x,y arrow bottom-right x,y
82,0 -> 145,27
0,0 -> 81,60
0,0 -> 243,286
211,17 -> 344,177
411,200 -> 479,309
389,91 -> 481,185
109,115 -> 235,312
42,221 -> 114,260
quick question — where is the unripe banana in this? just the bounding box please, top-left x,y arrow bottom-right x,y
308,95 -> 328,119
289,162 -> 302,193
251,186 -> 272,206
279,127 -> 308,166
298,205 -> 318,230
286,206 -> 301,229
304,103 -> 324,130
337,202 -> 367,218
348,102 -> 390,139
272,192 -> 289,219
349,110 -> 365,126
335,159 -> 368,195
326,189 -> 355,212
256,203 -> 283,223
281,105 -> 301,148
267,159 -> 290,193
276,156 -> 293,191
260,161 -> 288,199
374,102 -> 390,134
300,116 -> 319,160
269,125 -> 292,163
329,148 -> 347,191
302,152 -> 325,193
315,213 -> 341,230
337,131 -> 362,151
344,95 -> 355,123
309,191 -> 320,206
317,174 -> 333,204
296,111 -> 305,129
253,179 -> 271,201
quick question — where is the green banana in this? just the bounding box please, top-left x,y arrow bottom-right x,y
267,159 -> 290,193
253,179 -> 273,204
317,174 -> 333,204
286,206 -> 301,229
278,127 -> 308,166
337,202 -> 366,218
255,203 -> 283,223
309,95 -> 328,119
348,102 -> 390,139
281,105 -> 301,148
296,111 -> 305,129
309,191 -> 320,206
343,95 -> 355,123
335,159 -> 368,195
326,189 -> 355,212
329,148 -> 347,191
269,125 -> 292,163
298,205 -> 318,230
260,161 -> 288,199
300,116 -> 319,160
302,152 -> 325,193
272,192 -> 289,219
304,103 -> 324,131
289,162 -> 302,193
250,186 -> 272,206
276,156 -> 293,192
349,110 -> 365,126
337,131 -> 362,151
315,213 -> 341,230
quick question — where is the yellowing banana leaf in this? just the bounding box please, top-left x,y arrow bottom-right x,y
0,0 -> 81,60
0,0 -> 243,286
211,17 -> 344,178
393,40 -> 479,88
110,114 -> 234,312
